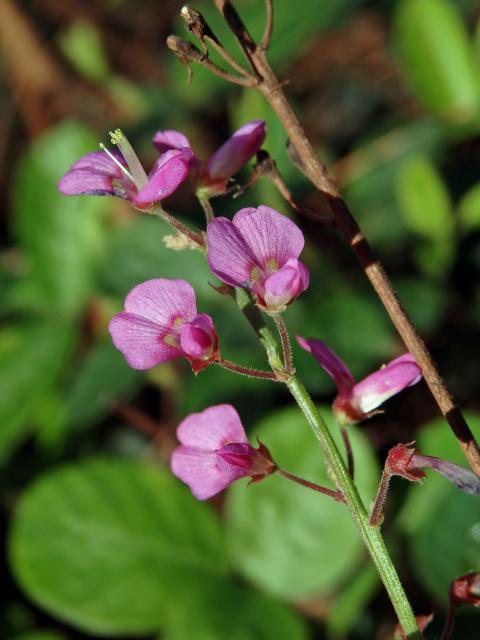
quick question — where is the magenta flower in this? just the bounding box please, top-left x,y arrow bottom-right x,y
207,206 -> 309,312
58,129 -> 192,209
171,404 -> 275,500
109,279 -> 218,373
153,120 -> 266,196
296,337 -> 422,424
387,443 -> 480,495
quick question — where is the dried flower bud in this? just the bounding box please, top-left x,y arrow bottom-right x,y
450,572 -> 480,607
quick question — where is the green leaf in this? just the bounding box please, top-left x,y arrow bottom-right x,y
225,407 -> 379,599
458,182 -> 480,233
57,21 -> 110,82
9,458 -> 227,636
12,121 -> 107,319
395,155 -> 454,241
326,565 -> 379,640
164,582 -> 309,640
66,339 -> 142,431
394,0 -> 480,123
0,323 -> 75,462
400,414 -> 480,601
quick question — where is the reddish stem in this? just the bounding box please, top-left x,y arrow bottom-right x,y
277,468 -> 344,502
369,467 -> 391,527
217,357 -> 280,381
341,426 -> 355,479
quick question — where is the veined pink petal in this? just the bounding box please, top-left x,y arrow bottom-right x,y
296,337 -> 355,396
352,354 -> 422,413
124,279 -> 197,327
233,206 -> 305,270
171,446 -> 243,500
58,150 -> 134,198
207,216 -> 258,287
133,149 -> 193,207
152,130 -> 192,153
180,313 -> 217,358
206,120 -> 266,180
176,404 -> 248,450
109,312 -> 183,369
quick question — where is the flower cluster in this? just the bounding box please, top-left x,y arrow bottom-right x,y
58,122 -> 434,509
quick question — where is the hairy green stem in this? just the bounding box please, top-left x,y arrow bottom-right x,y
233,289 -> 421,638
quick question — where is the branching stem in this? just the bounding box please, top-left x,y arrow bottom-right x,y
209,0 -> 480,477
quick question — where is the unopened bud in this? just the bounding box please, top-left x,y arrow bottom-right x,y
166,35 -> 202,62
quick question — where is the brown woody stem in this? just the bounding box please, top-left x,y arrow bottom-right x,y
210,0 -> 480,477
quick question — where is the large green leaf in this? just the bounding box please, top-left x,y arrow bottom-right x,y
400,414 -> 480,601
394,0 -> 480,123
12,121 -> 107,319
225,407 -> 379,599
0,323 -> 75,462
164,582 -> 309,640
9,458 -> 227,635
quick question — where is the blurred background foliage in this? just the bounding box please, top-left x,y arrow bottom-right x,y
0,0 -> 480,638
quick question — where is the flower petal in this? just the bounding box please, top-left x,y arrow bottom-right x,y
206,120 -> 266,180
296,337 -> 354,396
152,130 -> 192,153
263,258 -> 310,308
411,455 -> 480,496
233,206 -> 305,270
180,313 -> 217,358
58,150 -> 133,198
124,278 -> 197,326
109,312 -> 183,369
133,149 -> 193,208
171,446 -> 242,500
207,216 -> 258,287
176,404 -> 248,450
353,353 -> 422,413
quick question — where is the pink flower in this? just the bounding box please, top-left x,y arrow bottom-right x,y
153,120 -> 266,196
109,279 -> 218,373
207,206 -> 309,312
387,443 -> 480,495
296,338 -> 422,424
58,129 -> 192,209
171,404 -> 275,500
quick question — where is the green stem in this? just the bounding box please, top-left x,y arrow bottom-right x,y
232,290 -> 422,638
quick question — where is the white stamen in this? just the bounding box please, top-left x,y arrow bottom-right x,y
99,143 -> 135,183
109,128 -> 148,191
